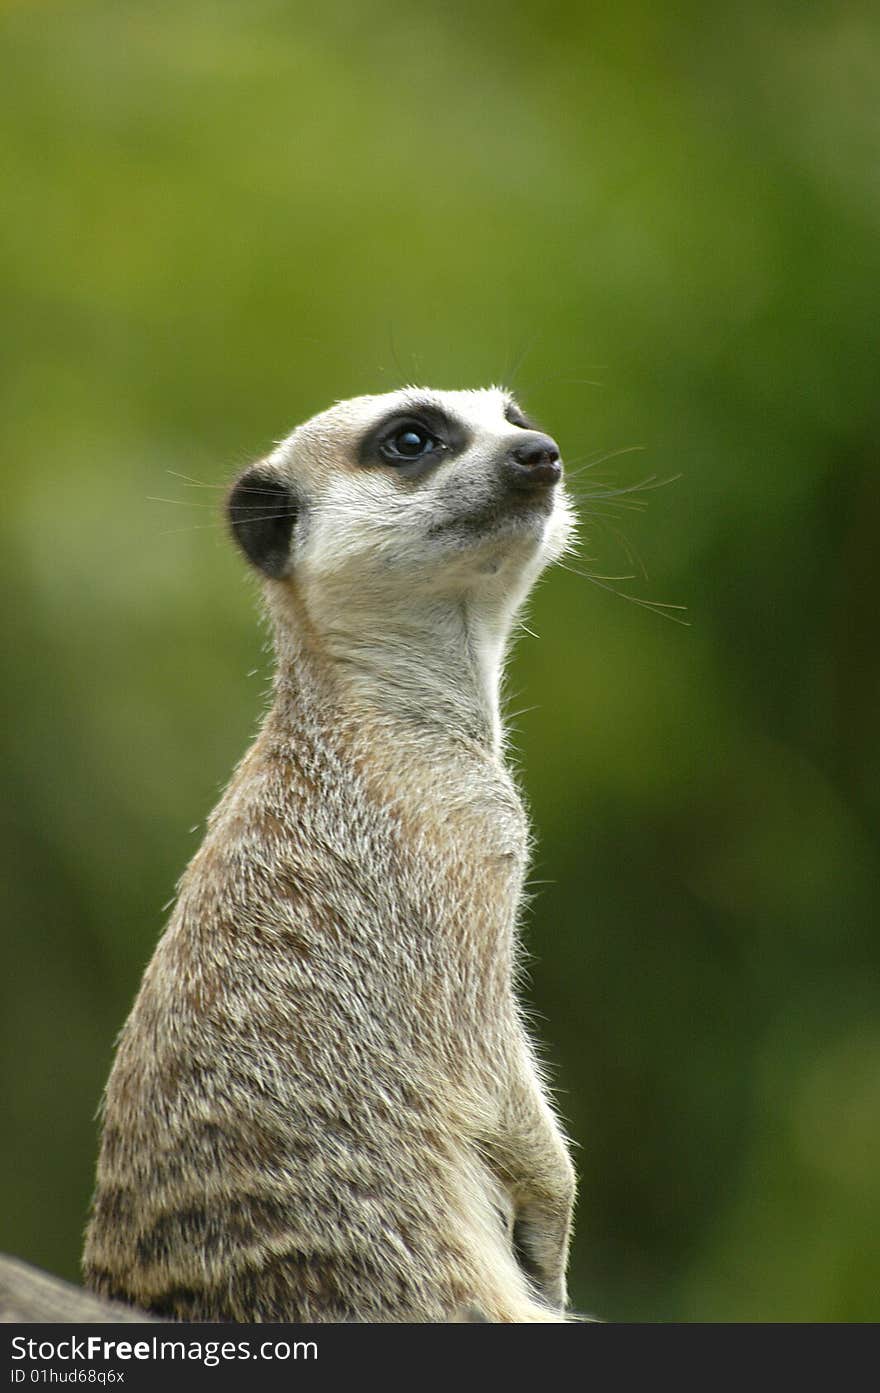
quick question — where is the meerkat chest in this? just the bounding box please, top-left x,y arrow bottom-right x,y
427,764 -> 527,867
361,735 -> 531,914
234,718 -> 531,965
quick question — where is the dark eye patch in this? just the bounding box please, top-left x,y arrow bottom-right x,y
380,421 -> 444,464
504,399 -> 541,431
357,401 -> 469,479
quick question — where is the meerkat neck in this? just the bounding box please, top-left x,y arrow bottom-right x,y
270,590 -> 513,755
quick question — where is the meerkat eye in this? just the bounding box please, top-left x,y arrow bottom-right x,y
380,422 -> 442,463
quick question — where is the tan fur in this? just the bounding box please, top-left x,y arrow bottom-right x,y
83,387 -> 578,1322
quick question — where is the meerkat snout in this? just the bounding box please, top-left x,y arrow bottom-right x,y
503,431 -> 563,490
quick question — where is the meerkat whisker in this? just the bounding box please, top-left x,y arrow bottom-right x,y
580,473 -> 682,499
565,444 -> 647,475
576,512 -> 650,581
558,560 -> 689,625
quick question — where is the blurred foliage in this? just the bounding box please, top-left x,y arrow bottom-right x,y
2,0 -> 879,1321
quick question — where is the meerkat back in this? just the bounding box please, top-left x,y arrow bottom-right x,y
83,387 -> 577,1322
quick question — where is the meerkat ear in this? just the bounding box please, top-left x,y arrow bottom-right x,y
227,466 -> 299,579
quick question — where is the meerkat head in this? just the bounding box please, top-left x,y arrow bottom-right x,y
227,388 -> 576,732
227,388 -> 573,632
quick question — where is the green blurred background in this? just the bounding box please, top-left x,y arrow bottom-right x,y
2,0 -> 879,1321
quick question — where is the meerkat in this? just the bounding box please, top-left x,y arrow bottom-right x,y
82,387 -> 578,1322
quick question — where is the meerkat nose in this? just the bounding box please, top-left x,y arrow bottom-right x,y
504,433 -> 563,489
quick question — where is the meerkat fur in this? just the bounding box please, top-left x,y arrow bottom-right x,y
83,386 -> 579,1322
